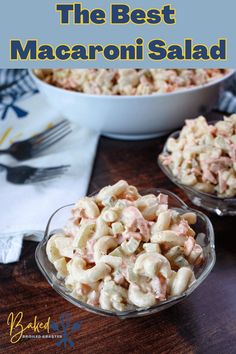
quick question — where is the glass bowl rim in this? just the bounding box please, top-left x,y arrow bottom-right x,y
35,188 -> 216,317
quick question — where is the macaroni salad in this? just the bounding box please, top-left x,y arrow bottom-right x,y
35,69 -> 227,96
46,181 -> 204,311
160,115 -> 236,198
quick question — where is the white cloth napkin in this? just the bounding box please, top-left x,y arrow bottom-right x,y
0,91 -> 99,263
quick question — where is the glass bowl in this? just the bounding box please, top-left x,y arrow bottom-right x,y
35,189 -> 215,319
158,130 -> 236,216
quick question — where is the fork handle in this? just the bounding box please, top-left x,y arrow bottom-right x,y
0,163 -> 8,172
0,149 -> 9,155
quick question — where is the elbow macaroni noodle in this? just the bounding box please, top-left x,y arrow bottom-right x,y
35,69 -> 227,96
46,181 -> 204,311
160,115 -> 236,198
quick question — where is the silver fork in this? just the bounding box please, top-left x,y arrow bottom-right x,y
0,119 -> 72,161
0,163 -> 70,184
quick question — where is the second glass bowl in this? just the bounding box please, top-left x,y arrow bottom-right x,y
158,130 -> 236,216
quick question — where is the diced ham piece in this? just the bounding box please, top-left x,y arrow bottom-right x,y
150,276 -> 167,300
121,206 -> 150,242
161,155 -> 172,166
218,170 -> 228,194
157,194 -> 168,205
202,168 -> 217,184
184,237 -> 195,257
229,144 -> 236,163
171,219 -> 190,237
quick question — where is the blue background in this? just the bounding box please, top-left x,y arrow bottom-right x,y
0,0 -> 235,67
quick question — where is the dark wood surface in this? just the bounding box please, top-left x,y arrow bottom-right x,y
1,112 -> 236,354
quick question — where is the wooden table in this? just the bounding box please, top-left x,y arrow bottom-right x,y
1,112 -> 236,354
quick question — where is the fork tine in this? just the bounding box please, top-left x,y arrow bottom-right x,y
33,126 -> 72,147
34,165 -> 70,176
28,174 -> 64,183
28,119 -> 71,144
27,165 -> 70,183
26,175 -> 61,184
33,165 -> 70,175
31,122 -> 71,146
32,129 -> 72,154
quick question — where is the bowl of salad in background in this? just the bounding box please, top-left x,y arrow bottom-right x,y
158,115 -> 236,216
30,69 -> 234,140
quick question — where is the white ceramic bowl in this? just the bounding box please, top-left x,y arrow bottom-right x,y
29,69 -> 235,140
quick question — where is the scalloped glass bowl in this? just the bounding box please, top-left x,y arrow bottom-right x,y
35,189 -> 215,319
158,131 -> 236,216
